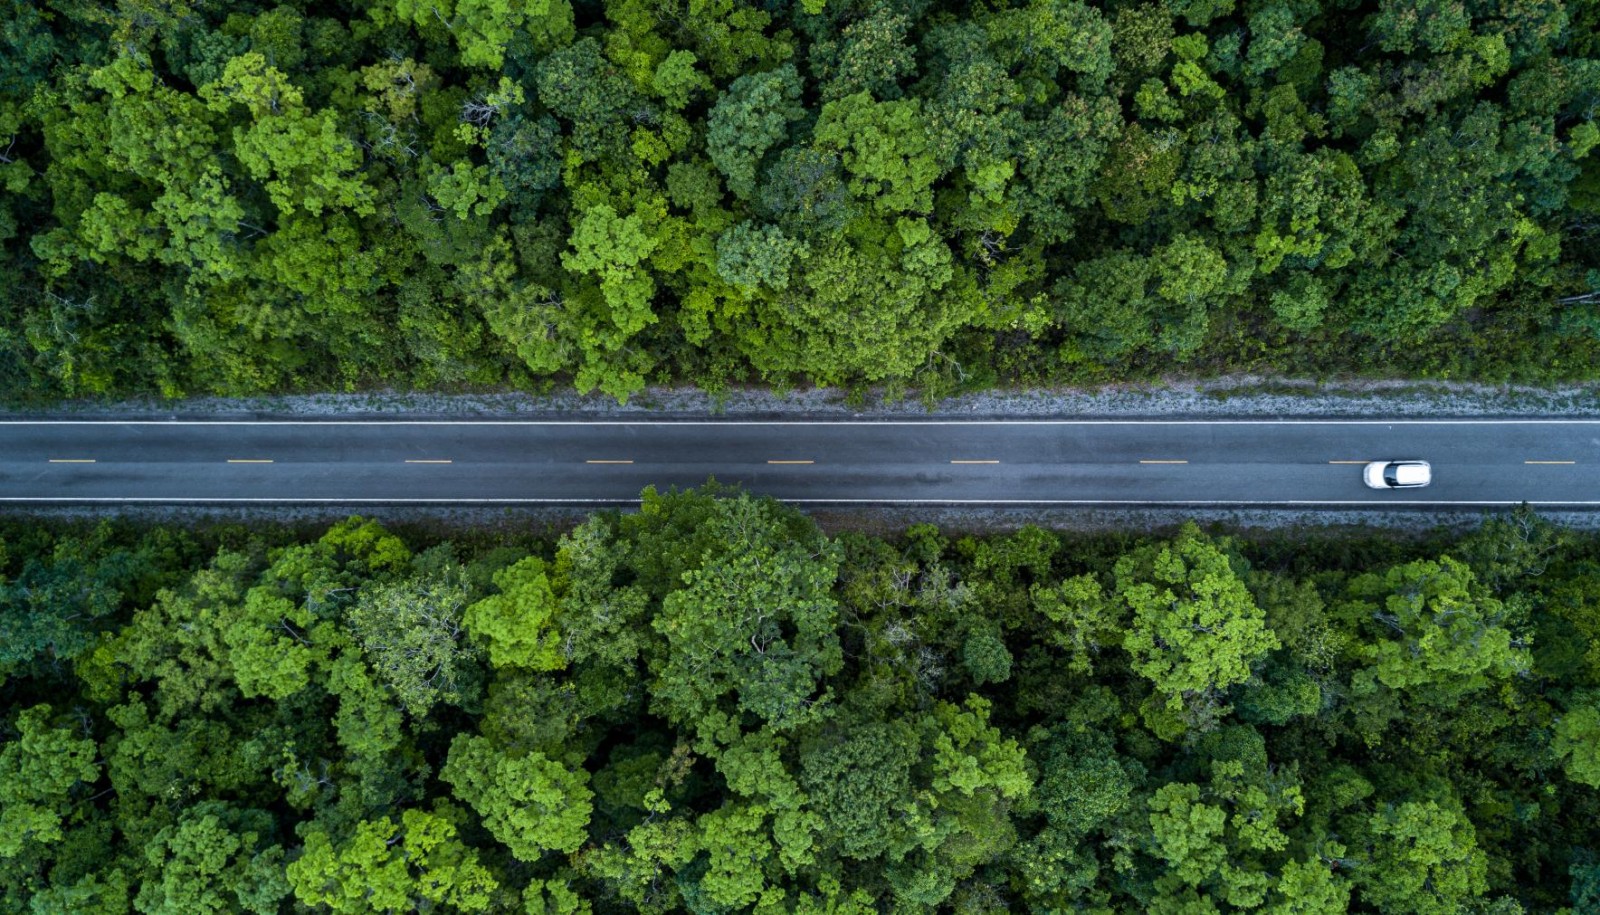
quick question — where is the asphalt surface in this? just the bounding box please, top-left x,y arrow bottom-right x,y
0,419 -> 1596,506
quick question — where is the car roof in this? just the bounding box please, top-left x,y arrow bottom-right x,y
1394,463 -> 1429,484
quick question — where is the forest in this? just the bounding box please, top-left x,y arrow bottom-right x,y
2,488 -> 1599,912
1,0 -> 1599,401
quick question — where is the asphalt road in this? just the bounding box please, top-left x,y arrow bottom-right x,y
1,419 -> 1596,506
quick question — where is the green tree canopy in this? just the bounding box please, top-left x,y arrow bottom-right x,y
440,734 -> 594,860
1116,523 -> 1280,723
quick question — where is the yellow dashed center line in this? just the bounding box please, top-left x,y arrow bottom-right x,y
950,460 -> 1001,464
585,460 -> 634,464
48,459 -> 96,463
1525,460 -> 1576,465
1140,460 -> 1189,465
767,460 -> 815,465
405,459 -> 453,464
227,459 -> 273,464
1328,460 -> 1369,464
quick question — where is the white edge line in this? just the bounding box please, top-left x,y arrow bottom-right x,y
3,498 -> 1599,506
4,419 -> 1600,426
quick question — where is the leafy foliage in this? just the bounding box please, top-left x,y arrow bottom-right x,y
3,493 -> 1600,911
2,0 -> 1597,403
1116,522 -> 1279,726
347,569 -> 477,715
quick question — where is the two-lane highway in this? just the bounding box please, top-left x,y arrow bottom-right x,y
1,419 -> 1595,506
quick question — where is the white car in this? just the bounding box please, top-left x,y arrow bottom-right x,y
1364,460 -> 1431,489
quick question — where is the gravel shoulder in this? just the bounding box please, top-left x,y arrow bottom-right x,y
6,503 -> 1589,536
5,375 -> 1599,420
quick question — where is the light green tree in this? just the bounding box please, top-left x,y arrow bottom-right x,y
814,92 -> 942,216
1265,858 -> 1351,913
33,54 -> 243,283
0,705 -> 99,860
693,802 -> 776,909
440,734 -> 593,860
347,570 -> 477,715
1116,523 -> 1279,714
1354,800 -> 1488,915
1349,556 -> 1528,703
287,806 -> 499,913
1031,573 -> 1123,675
601,0 -> 785,80
378,0 -> 574,68
426,161 -> 507,220
715,222 -> 806,292
221,586 -> 318,701
559,201 -> 661,397
651,51 -> 712,110
744,217 -> 970,384
201,53 -> 374,218
462,557 -> 565,671
1147,783 -> 1229,888
1141,726 -> 1320,911
80,548 -> 254,716
1553,694 -> 1600,788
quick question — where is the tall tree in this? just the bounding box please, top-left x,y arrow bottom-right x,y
1115,523 -> 1279,733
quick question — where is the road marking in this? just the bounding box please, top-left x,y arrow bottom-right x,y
951,460 -> 1000,464
1140,460 -> 1189,464
8,498 -> 1600,506
1328,460 -> 1368,464
767,460 -> 815,465
9,419 -> 1600,426
47,459 -> 96,463
227,459 -> 273,464
585,460 -> 634,464
1525,460 -> 1576,464
405,459 -> 453,464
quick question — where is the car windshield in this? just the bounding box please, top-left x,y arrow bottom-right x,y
1384,465 -> 1401,485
